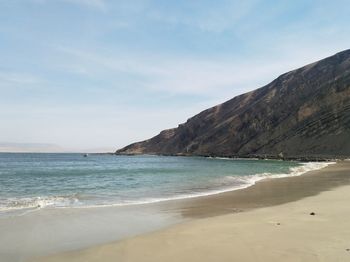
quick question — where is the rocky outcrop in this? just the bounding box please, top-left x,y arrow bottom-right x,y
116,49 -> 350,159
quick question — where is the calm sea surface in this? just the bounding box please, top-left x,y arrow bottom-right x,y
0,153 -> 329,214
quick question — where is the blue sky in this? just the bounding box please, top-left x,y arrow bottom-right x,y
0,0 -> 349,152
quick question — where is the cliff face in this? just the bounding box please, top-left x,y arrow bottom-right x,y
116,50 -> 350,158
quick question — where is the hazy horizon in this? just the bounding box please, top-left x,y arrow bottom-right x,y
1,0 -> 349,151
0,142 -> 116,153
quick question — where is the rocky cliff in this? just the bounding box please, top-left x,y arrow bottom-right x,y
116,50 -> 350,159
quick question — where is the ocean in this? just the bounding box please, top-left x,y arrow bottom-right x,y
0,153 -> 331,215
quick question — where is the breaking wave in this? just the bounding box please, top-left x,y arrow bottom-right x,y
0,161 -> 335,214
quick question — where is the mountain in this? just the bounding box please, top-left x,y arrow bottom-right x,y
116,50 -> 350,159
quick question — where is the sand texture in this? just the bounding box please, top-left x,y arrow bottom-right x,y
35,162 -> 350,262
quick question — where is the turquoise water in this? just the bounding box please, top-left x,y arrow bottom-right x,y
0,153 -> 328,213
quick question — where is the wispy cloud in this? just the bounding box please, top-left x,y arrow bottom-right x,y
55,44 -> 345,101
32,0 -> 107,10
63,0 -> 106,10
0,71 -> 43,89
148,1 -> 260,33
55,46 -> 262,98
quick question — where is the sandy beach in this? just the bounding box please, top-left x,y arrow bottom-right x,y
32,161 -> 350,262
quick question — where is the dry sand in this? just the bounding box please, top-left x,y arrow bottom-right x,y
34,161 -> 350,262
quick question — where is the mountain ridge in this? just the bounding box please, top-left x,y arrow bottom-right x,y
116,50 -> 350,160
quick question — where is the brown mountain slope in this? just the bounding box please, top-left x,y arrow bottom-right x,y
116,49 -> 350,159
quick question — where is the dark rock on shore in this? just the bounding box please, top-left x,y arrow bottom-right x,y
116,50 -> 350,159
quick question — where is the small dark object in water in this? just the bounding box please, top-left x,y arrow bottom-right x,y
83,154 -> 89,157
276,223 -> 281,225
310,212 -> 315,216
346,248 -> 350,252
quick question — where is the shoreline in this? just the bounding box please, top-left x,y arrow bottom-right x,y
164,160 -> 349,218
0,159 -> 330,215
1,158 -> 335,262
32,161 -> 350,262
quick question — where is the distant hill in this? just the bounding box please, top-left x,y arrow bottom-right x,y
0,142 -> 63,153
0,143 -> 116,153
116,50 -> 350,159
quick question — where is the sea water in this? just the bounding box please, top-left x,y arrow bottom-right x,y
0,153 -> 335,261
0,153 -> 331,215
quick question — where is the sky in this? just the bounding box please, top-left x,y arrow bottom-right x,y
0,0 -> 349,152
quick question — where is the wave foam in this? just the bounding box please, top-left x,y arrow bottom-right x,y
0,161 -> 335,213
0,194 -> 81,213
77,161 -> 336,208
222,161 -> 335,189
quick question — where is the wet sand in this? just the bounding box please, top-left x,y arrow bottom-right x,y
0,199 -> 182,262
165,160 -> 350,217
33,161 -> 350,262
